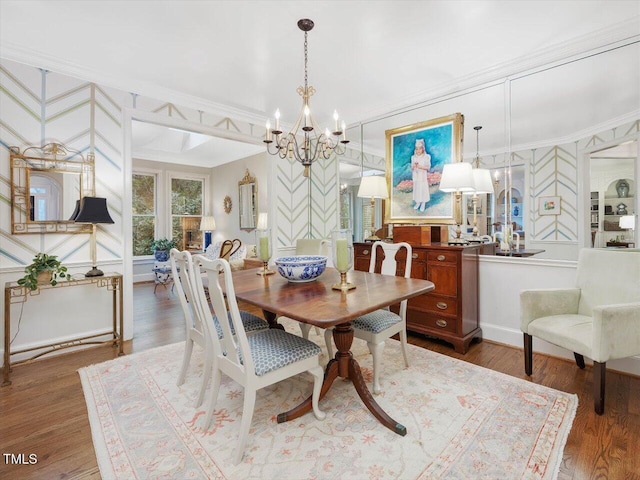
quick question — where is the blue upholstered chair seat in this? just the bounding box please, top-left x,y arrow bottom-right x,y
352,309 -> 402,333
213,310 -> 268,338
246,329 -> 322,376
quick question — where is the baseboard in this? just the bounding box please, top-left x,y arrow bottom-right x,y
480,321 -> 640,377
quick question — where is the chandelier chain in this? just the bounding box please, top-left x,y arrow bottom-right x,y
304,31 -> 308,91
263,18 -> 349,177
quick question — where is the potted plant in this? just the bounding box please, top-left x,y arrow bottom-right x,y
17,253 -> 71,291
151,238 -> 177,262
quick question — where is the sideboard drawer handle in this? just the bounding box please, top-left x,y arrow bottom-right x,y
435,319 -> 448,328
363,250 -> 370,256
412,253 -> 418,259
436,302 -> 448,310
437,255 -> 446,261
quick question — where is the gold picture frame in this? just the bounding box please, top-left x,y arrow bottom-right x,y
385,113 -> 464,224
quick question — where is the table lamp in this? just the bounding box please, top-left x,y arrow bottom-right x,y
200,216 -> 216,251
467,125 -> 494,242
468,168 -> 493,241
439,162 -> 475,244
619,215 -> 635,242
357,176 -> 388,241
72,196 -> 114,277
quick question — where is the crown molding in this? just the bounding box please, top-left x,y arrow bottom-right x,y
2,15 -> 638,135
358,17 -> 640,125
0,42 -> 268,126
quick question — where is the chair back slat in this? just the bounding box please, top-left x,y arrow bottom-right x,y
369,241 -> 413,278
170,249 -> 203,334
193,255 -> 253,376
369,241 -> 412,318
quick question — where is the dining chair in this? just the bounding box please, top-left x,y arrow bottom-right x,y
325,241 -> 413,394
521,248 -> 640,414
170,249 -> 268,408
192,255 -> 326,464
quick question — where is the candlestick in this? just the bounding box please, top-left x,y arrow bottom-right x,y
256,228 -> 274,275
331,229 -> 355,291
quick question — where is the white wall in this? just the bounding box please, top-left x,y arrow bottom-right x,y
210,151 -> 270,247
478,254 -> 640,376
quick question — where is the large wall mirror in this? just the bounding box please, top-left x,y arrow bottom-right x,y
344,38 -> 638,261
238,168 -> 257,231
10,143 -> 95,234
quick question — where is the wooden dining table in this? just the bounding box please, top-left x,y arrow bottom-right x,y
225,266 -> 435,436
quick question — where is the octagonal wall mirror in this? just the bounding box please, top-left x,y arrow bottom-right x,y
238,168 -> 257,231
10,143 -> 95,234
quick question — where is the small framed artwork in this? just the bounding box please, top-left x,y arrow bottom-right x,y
385,113 -> 464,224
539,196 -> 561,215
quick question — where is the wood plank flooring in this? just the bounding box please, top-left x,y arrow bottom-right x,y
1,282 -> 638,479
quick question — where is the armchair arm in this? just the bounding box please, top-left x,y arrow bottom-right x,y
520,288 -> 581,333
591,302 -> 640,362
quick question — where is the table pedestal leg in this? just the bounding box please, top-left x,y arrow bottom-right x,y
262,310 -> 285,330
277,323 -> 406,436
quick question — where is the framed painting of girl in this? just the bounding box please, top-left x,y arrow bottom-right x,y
385,113 -> 464,224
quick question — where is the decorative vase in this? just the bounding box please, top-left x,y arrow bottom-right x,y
37,271 -> 52,285
616,179 -> 630,198
154,249 -> 170,262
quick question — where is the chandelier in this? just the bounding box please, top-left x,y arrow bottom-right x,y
264,18 -> 349,177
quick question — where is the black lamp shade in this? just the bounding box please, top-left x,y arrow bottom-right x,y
73,197 -> 115,224
69,200 -> 81,221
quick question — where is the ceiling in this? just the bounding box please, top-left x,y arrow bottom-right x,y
1,1 -> 639,169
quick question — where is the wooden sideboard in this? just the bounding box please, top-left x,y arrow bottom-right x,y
354,242 -> 482,354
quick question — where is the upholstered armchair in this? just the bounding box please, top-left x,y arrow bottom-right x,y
520,248 -> 640,414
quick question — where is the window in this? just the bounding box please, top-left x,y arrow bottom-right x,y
171,177 -> 203,251
132,173 -> 156,256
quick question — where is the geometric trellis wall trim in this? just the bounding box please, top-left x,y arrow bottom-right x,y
530,144 -> 578,242
521,118 -> 639,244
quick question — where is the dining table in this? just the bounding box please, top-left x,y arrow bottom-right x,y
225,266 -> 435,436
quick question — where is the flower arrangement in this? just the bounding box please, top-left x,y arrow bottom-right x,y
150,238 -> 177,252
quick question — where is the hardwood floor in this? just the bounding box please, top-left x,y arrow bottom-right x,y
1,281 -> 638,479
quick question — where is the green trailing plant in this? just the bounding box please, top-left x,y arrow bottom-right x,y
17,253 -> 71,290
150,238 -> 177,251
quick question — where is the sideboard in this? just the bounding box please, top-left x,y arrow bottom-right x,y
354,242 -> 482,354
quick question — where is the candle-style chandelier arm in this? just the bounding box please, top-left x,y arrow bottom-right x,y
263,18 -> 349,177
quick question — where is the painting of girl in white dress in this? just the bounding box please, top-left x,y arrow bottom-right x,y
385,113 -> 463,223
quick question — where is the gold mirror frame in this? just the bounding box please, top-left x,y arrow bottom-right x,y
238,168 -> 257,231
10,143 -> 95,234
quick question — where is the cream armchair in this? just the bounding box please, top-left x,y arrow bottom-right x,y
521,248 -> 640,414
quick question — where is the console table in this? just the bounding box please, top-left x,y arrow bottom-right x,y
3,273 -> 124,386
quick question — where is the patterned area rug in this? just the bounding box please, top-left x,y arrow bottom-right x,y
79,326 -> 577,480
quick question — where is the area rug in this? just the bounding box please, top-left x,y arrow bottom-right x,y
79,326 -> 577,480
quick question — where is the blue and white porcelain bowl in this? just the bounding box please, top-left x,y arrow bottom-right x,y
275,255 -> 327,283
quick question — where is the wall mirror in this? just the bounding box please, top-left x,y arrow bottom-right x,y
10,143 -> 95,234
238,168 -> 257,231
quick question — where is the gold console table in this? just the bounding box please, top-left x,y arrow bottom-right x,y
3,273 -> 124,386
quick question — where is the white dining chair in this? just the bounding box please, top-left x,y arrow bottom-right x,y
192,255 -> 325,464
325,241 -> 413,394
171,249 -> 268,408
